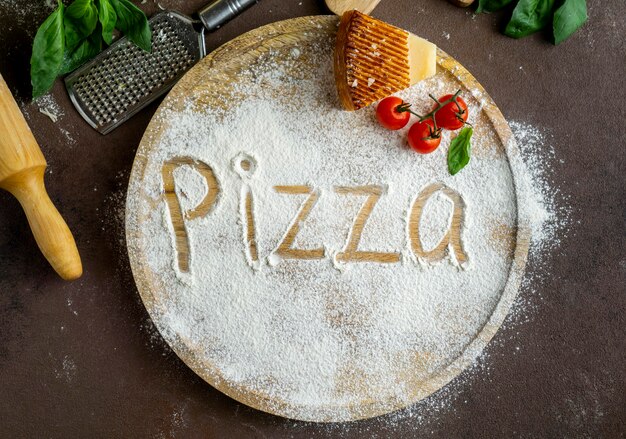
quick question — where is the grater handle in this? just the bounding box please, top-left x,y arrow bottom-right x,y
197,0 -> 259,32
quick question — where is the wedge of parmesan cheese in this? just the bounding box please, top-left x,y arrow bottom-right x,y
408,33 -> 437,86
334,10 -> 437,111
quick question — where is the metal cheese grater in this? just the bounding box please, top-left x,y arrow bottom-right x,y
65,0 -> 258,134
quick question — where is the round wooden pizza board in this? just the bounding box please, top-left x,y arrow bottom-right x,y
126,16 -> 531,422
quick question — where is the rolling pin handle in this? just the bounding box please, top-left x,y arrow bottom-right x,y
4,167 -> 83,280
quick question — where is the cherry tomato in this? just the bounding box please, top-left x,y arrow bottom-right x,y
376,97 -> 411,130
434,94 -> 468,130
408,119 -> 441,154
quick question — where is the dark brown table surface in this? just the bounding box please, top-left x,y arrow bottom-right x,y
1,0 -> 624,437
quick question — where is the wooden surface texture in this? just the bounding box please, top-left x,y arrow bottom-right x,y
125,15 -> 530,422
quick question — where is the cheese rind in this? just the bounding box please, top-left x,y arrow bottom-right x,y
334,10 -> 437,111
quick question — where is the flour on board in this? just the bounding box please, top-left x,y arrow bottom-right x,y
125,38 -> 567,422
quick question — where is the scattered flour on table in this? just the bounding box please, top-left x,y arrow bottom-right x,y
59,127 -> 77,146
35,94 -> 64,123
124,39 -> 568,423
53,354 -> 77,384
509,120 -> 570,259
0,0 -> 56,35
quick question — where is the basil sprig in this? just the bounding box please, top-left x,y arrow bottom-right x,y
476,0 -> 587,45
505,0 -> 556,38
553,0 -> 588,45
109,0 -> 151,52
64,0 -> 99,51
447,127 -> 473,176
30,0 -> 151,98
30,0 -> 65,98
59,24 -> 103,75
98,0 -> 117,44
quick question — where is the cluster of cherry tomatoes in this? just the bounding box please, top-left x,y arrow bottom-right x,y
375,91 -> 469,154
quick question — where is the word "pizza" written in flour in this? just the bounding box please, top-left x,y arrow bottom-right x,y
162,155 -> 468,273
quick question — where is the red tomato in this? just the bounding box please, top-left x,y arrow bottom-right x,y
376,97 -> 411,130
434,94 -> 468,130
408,119 -> 441,154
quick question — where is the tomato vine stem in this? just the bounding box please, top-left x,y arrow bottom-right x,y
397,89 -> 468,132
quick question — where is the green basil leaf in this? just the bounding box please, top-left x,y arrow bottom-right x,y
59,27 -> 103,75
64,0 -> 99,51
448,127 -> 473,175
553,0 -> 587,44
505,0 -> 556,38
476,0 -> 515,14
97,0 -> 117,45
110,0 -> 151,52
30,0 -> 65,98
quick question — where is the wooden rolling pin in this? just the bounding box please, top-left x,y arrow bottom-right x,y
0,75 -> 82,280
